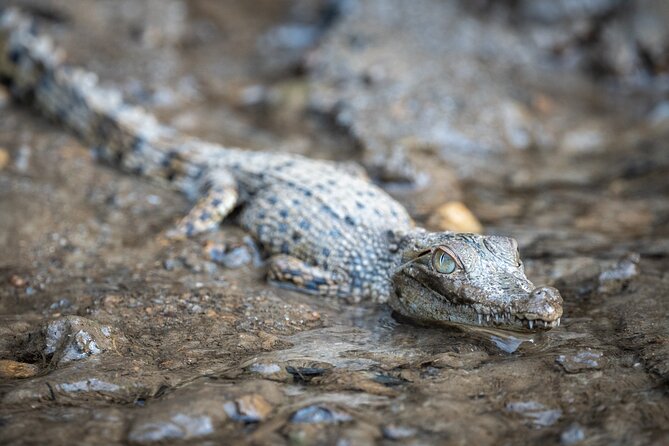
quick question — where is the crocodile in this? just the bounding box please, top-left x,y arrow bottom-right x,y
0,9 -> 562,332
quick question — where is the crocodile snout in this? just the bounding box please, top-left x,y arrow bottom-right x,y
523,286 -> 563,321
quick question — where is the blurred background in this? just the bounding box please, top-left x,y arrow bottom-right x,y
1,1 -> 668,445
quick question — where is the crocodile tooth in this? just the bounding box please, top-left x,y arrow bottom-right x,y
486,314 -> 490,322
528,320 -> 534,330
495,315 -> 499,323
477,313 -> 482,325
557,318 -> 561,327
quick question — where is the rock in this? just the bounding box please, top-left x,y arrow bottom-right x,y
382,424 -> 416,440
247,363 -> 282,375
557,349 -> 605,373
127,381 -> 283,443
598,253 -> 640,294
649,101 -> 669,128
204,241 -> 253,269
35,316 -> 121,366
128,403 -> 222,444
14,145 -> 30,173
500,101 -> 534,150
8,274 -> 26,288
223,394 -> 273,423
561,423 -> 586,445
290,405 -> 352,424
560,125 -> 605,154
0,360 -> 39,379
506,401 -> 562,427
0,148 -> 9,170
427,201 -> 483,233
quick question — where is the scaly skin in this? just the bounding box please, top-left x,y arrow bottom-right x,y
0,9 -> 562,332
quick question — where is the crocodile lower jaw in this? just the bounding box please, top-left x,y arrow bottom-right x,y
478,312 -> 561,330
456,304 -> 561,331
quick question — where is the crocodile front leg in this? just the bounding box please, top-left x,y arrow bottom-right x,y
267,255 -> 351,297
168,169 -> 239,238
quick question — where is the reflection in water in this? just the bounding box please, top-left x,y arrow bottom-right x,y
386,309 -> 549,354
459,325 -> 539,354
490,334 -> 530,353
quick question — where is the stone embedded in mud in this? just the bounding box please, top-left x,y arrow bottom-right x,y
128,396 -> 224,443
382,424 -> 417,440
290,405 -> 352,424
560,125 -> 606,154
38,316 -> 121,365
127,381 -> 283,443
204,236 -> 261,269
551,254 -> 640,300
506,401 -> 562,427
0,147 -> 9,170
0,359 -> 39,379
205,241 -> 252,269
224,394 -> 273,423
248,363 -> 282,375
427,201 -> 483,233
598,253 -> 640,294
500,101 -> 535,150
57,378 -> 122,393
556,350 -> 605,373
561,423 -> 586,445
128,410 -> 219,444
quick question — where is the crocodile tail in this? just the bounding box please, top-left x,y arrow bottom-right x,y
0,8 -> 212,194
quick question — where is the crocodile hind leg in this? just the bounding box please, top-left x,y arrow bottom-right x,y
168,169 -> 238,238
267,255 -> 351,297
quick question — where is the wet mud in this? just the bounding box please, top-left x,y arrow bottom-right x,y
1,1 -> 668,445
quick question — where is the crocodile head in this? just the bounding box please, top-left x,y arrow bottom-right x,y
389,232 -> 562,332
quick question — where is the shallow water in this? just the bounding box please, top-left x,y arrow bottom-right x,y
1,1 -> 669,445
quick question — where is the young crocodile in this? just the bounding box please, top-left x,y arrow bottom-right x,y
0,9 -> 562,331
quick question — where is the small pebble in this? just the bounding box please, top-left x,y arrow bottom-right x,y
224,394 -> 273,423
0,148 -> 9,170
557,350 -> 604,373
204,241 -> 254,269
0,359 -> 39,379
290,405 -> 352,424
506,401 -> 562,427
8,274 -> 26,288
382,424 -> 416,440
561,423 -> 586,445
248,363 -> 282,375
40,316 -> 118,365
427,201 -> 483,233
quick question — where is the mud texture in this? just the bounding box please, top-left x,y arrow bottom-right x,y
1,1 -> 668,445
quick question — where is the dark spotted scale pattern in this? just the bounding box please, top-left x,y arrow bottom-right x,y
0,9 -> 565,329
230,152 -> 414,299
0,9 -> 414,301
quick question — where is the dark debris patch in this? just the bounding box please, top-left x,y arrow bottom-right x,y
285,365 -> 328,383
372,373 -> 409,387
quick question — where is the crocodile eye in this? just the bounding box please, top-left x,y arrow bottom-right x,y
432,248 -> 457,274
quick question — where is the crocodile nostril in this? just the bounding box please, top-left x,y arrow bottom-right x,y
531,286 -> 563,305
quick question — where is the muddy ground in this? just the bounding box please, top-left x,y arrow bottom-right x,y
0,1 -> 668,445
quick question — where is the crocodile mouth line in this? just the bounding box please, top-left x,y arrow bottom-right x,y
417,278 -> 561,331
442,300 -> 561,330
